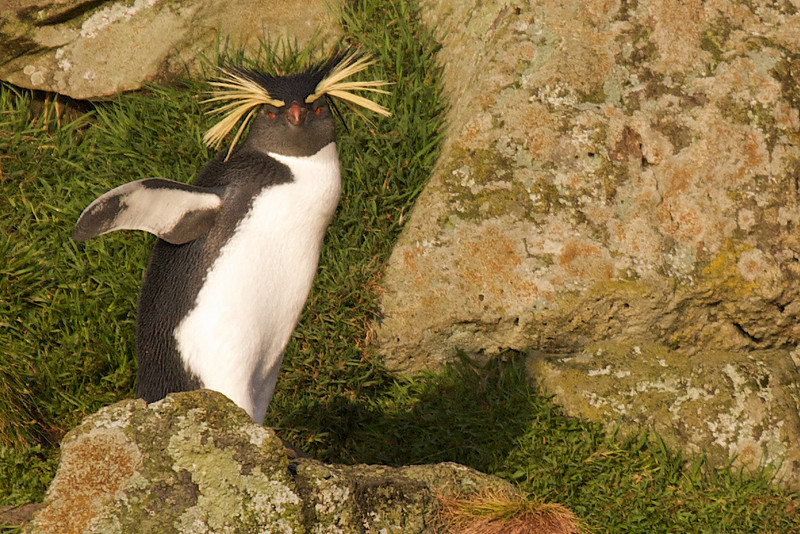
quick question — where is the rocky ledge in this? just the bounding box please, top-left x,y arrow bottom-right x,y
22,390 -> 561,534
0,0 -> 339,99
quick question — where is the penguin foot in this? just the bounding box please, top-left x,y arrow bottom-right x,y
279,437 -> 311,460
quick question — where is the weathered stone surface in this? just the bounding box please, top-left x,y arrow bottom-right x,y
377,0 -> 800,373
1,0 -> 340,100
25,390 -> 516,534
0,504 -> 41,529
528,343 -> 800,487
294,461 -> 503,533
373,0 -> 800,487
25,390 -> 305,534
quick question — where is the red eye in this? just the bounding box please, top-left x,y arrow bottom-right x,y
315,107 -> 322,115
268,111 -> 276,119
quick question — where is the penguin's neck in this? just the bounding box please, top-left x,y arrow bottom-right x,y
267,141 -> 339,185
265,141 -> 342,232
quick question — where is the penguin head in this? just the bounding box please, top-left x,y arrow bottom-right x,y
203,52 -> 391,159
244,94 -> 336,158
217,59 -> 339,157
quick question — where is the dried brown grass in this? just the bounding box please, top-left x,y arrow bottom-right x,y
438,489 -> 586,534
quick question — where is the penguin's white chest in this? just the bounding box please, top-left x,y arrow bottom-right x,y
174,142 -> 341,422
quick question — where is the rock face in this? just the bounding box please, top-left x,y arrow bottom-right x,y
25,390 -> 515,534
378,0 -> 800,372
529,344 -> 800,488
1,0 -> 339,100
374,0 -> 800,486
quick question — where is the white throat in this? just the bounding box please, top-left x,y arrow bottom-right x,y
268,141 -> 339,175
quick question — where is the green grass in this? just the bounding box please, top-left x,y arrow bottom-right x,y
1,0 -> 800,531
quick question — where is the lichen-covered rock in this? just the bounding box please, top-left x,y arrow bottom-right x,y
25,390 -> 304,534
377,0 -> 800,373
293,461 -> 512,533
25,390 -> 516,534
373,0 -> 800,488
528,343 -> 800,488
1,0 -> 340,100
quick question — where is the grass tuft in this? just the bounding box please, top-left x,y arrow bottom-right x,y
439,489 -> 585,534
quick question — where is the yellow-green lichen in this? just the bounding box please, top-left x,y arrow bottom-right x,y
698,240 -> 759,298
443,147 -> 535,223
578,84 -> 607,105
771,55 -> 800,130
699,18 -> 733,67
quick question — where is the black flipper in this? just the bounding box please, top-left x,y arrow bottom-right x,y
73,178 -> 223,245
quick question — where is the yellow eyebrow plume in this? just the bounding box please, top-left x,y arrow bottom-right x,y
307,53 -> 392,117
201,67 -> 286,158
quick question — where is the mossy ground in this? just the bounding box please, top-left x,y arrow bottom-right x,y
1,0 -> 800,532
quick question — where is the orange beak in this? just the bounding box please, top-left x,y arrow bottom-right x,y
285,101 -> 307,126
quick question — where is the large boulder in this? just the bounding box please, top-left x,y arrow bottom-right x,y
374,0 -> 800,486
0,0 -> 340,100
24,390 -> 519,534
377,0 -> 800,372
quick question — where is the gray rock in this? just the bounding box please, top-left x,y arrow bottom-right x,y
25,391 -> 305,534
24,390 -> 516,534
528,344 -> 800,488
294,461 -> 494,533
1,0 -> 340,100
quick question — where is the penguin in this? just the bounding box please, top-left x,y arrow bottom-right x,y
73,53 -> 390,424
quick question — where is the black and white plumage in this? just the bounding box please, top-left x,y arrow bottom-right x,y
73,52 -> 389,424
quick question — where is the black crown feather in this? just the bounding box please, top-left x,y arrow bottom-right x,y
202,52 -> 391,157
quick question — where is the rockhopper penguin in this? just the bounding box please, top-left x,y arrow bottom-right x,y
73,53 -> 390,424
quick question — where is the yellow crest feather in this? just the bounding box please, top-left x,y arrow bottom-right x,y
201,67 -> 285,159
307,53 -> 392,117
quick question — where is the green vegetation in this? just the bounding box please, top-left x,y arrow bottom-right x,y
1,0 -> 799,531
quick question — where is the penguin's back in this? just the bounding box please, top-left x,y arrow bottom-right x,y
135,237 -> 205,401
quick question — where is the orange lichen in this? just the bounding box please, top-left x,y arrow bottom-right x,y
33,432 -> 140,534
